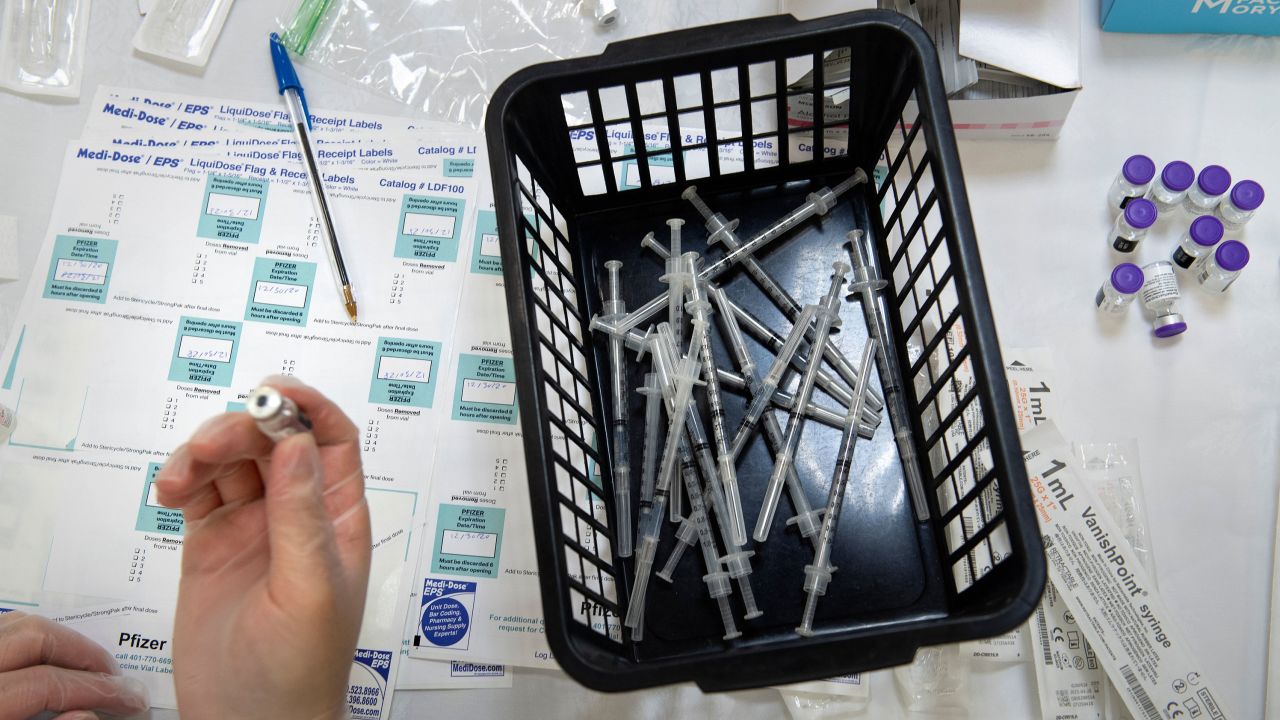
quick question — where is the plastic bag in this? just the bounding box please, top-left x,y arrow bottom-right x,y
779,689 -> 871,719
777,673 -> 870,719
134,0 -> 236,68
893,645 -> 970,715
0,0 -> 92,98
1074,440 -> 1153,576
276,0 -> 782,129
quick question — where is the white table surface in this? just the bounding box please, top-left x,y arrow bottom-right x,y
1,2 -> 1275,719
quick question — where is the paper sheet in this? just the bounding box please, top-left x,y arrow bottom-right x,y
0,91 -> 507,714
0,215 -> 17,281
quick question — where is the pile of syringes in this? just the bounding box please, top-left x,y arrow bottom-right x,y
589,171 -> 932,641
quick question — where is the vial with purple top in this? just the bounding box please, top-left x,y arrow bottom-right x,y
1107,154 -> 1156,212
1139,261 -> 1186,338
1182,165 -> 1231,217
1144,160 -> 1195,213
1172,215 -> 1223,270
1214,180 -> 1264,231
1194,240 -> 1249,293
1110,197 -> 1157,253
1095,263 -> 1144,316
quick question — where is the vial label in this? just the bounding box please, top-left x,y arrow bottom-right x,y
1094,287 -> 1106,308
1172,247 -> 1195,269
1113,237 -> 1138,253
1140,270 -> 1179,306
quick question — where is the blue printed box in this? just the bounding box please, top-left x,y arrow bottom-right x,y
1102,0 -> 1280,35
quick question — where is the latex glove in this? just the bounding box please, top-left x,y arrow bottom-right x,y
0,611 -> 149,720
155,376 -> 371,720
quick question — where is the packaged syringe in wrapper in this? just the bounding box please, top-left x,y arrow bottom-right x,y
1022,422 -> 1235,720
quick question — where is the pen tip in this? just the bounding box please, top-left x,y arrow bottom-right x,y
346,302 -> 358,324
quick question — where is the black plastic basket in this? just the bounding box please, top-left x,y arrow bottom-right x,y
486,10 -> 1045,692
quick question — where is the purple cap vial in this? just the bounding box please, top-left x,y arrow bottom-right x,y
1153,317 -> 1188,338
1161,161 -> 1195,192
1215,240 -> 1250,272
1229,180 -> 1265,212
1123,198 -> 1157,229
1188,216 -> 1224,247
1110,263 -> 1145,294
1197,165 -> 1232,197
1122,155 -> 1156,186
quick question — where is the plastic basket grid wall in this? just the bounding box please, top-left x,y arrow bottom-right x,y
511,164 -> 625,645
489,11 -> 1041,690
878,118 -> 1013,594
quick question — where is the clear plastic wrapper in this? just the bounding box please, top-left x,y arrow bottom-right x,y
893,645 -> 970,716
1073,440 -> 1153,577
276,0 -> 781,129
133,0 -> 236,68
0,0 -> 91,98
777,674 -> 871,719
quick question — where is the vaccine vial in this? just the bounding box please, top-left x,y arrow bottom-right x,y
1172,215 -> 1223,269
1194,240 -> 1250,293
1214,180 -> 1264,231
1095,263 -> 1144,316
1181,165 -> 1231,217
1145,160 -> 1195,213
1139,261 -> 1187,338
247,386 -> 313,442
0,401 -> 14,441
1106,154 -> 1156,212
1110,198 -> 1157,253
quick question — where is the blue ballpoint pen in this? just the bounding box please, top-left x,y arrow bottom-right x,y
269,33 -> 358,323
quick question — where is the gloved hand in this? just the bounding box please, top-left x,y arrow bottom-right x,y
155,375 -> 371,720
0,610 -> 149,720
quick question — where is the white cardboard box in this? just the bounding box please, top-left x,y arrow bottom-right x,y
786,0 -> 1082,141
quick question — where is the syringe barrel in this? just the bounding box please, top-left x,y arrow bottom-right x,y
637,373 -> 662,512
754,268 -> 846,541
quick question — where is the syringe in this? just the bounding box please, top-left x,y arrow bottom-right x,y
715,369 -> 873,437
634,236 -> 878,434
616,320 -> 874,438
635,372 -> 663,551
599,260 -> 633,557
723,297 -> 881,429
755,261 -> 850,542
597,172 -> 867,339
683,184 -> 883,415
729,305 -> 816,461
664,219 -> 686,351
660,246 -> 697,522
710,286 -> 824,544
649,330 -> 743,638
845,229 -> 931,522
682,257 -> 747,546
624,328 -> 696,631
796,338 -> 877,637
653,323 -> 761,620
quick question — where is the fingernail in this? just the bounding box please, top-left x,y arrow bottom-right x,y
154,445 -> 192,486
108,674 -> 150,711
282,433 -> 321,481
